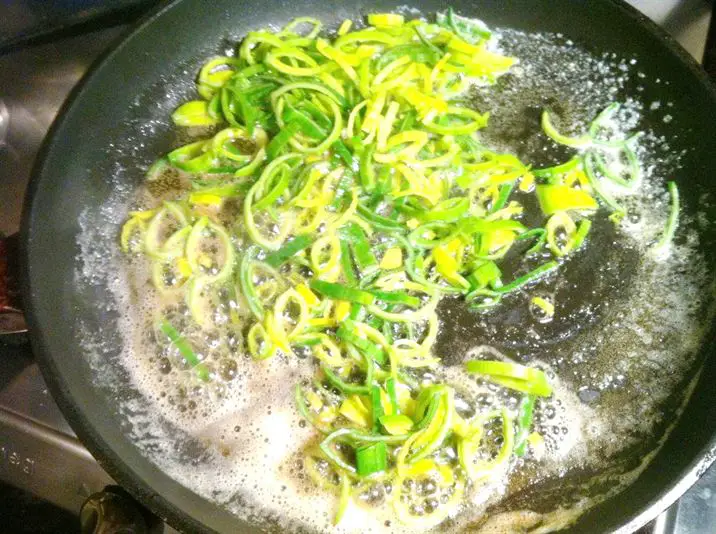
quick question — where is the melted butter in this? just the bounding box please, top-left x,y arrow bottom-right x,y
72,26 -> 716,534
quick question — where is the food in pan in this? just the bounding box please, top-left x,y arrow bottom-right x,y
119,9 -> 683,531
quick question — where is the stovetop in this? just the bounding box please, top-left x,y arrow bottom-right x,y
0,2 -> 714,533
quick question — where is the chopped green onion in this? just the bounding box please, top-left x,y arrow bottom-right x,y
654,181 -> 679,253
172,100 -> 222,127
252,166 -> 290,210
385,377 -> 399,413
458,217 -> 527,235
158,320 -> 210,382
530,296 -> 555,317
295,384 -> 333,432
413,26 -> 443,56
359,143 -> 376,190
357,203 -> 405,232
342,223 -> 379,274
334,474 -> 350,525
420,197 -> 470,222
593,147 -> 640,190
323,358 -> 372,395
493,261 -> 558,294
413,392 -> 441,431
365,289 -> 420,308
336,320 -> 387,365
356,441 -> 388,476
514,394 -> 536,457
490,183 -> 514,213
583,152 -> 626,216
438,8 -> 491,43
572,219 -> 592,250
467,260 -> 501,290
332,140 -> 355,168
266,121 -> 301,159
264,235 -> 313,267
284,105 -> 328,140
238,251 -> 265,320
310,280 -> 375,305
371,386 -> 384,433
516,228 -> 547,255
532,156 -> 580,179
541,109 -> 592,148
465,360 -> 552,397
339,240 -> 358,285
349,302 -> 364,320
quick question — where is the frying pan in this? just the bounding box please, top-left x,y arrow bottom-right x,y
7,0 -> 716,532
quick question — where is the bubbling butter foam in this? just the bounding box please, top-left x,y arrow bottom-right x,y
72,24 -> 714,534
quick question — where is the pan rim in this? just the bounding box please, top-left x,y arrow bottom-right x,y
20,0 -> 716,533
20,3 -> 227,533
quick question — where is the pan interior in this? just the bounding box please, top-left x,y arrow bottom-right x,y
27,1 -> 716,533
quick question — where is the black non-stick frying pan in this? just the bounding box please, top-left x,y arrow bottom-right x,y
11,0 -> 716,532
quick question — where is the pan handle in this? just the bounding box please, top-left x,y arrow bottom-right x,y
0,233 -> 28,337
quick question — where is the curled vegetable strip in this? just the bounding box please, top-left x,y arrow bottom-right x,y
311,234 -> 343,280
457,409 -> 514,481
186,217 -> 235,282
272,288 -> 310,341
366,287 -> 439,323
238,250 -> 285,321
248,322 -> 274,360
244,154 -> 301,249
149,227 -> 192,294
545,211 -> 577,257
167,127 -> 268,174
144,202 -> 189,259
653,181 -> 680,254
271,83 -> 344,153
172,100 -> 221,127
298,333 -> 348,367
541,109 -> 592,148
